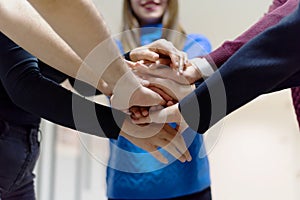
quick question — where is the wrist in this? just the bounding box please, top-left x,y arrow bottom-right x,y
190,58 -> 214,79
110,70 -> 142,110
103,57 -> 140,89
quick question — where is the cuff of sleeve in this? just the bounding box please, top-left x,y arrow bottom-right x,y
123,51 -> 132,61
97,107 -> 126,139
191,58 -> 215,78
205,46 -> 232,67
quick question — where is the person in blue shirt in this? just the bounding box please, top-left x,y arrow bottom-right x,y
106,1 -> 212,199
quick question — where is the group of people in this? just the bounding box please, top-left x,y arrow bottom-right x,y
0,0 -> 300,199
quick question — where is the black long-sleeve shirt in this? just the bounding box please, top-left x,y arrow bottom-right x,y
0,32 -> 125,139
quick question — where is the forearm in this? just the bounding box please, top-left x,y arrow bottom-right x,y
0,0 -> 108,92
0,33 -> 125,139
10,74 -> 123,139
180,5 -> 300,133
207,0 -> 297,67
38,60 -> 107,96
28,0 -> 138,90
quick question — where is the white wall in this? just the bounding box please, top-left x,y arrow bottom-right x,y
94,0 -> 270,48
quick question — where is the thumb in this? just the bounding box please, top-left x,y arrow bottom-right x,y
124,60 -> 137,69
137,51 -> 159,62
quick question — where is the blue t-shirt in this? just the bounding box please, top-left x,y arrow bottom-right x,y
107,24 -> 212,199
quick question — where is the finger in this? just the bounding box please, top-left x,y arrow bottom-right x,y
150,151 -> 169,164
167,101 -> 175,106
183,57 -> 189,71
136,51 -> 160,62
132,106 -> 172,124
148,83 -> 177,101
131,116 -> 151,124
140,107 -> 149,117
145,145 -> 169,164
149,105 -> 164,111
148,86 -> 173,102
178,54 -> 184,74
140,79 -> 150,87
178,52 -> 188,74
148,58 -> 172,69
124,59 -> 137,69
169,55 -> 179,70
157,58 -> 172,66
167,137 -> 192,162
141,87 -> 166,106
151,137 -> 186,162
129,106 -> 142,119
171,135 -> 191,162
130,113 -> 139,120
133,138 -> 169,164
182,149 -> 192,162
183,52 -> 188,66
163,125 -> 192,161
163,144 -> 187,163
148,62 -> 162,69
135,62 -> 151,71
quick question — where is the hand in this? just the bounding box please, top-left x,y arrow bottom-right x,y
110,61 -> 165,110
120,117 -> 192,164
129,39 -> 188,72
110,83 -> 165,111
132,61 -> 201,84
141,76 -> 194,101
132,103 -> 182,124
124,60 -> 175,118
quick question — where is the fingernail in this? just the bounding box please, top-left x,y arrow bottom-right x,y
142,110 -> 149,117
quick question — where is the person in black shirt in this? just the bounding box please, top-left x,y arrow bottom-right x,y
0,32 -> 190,200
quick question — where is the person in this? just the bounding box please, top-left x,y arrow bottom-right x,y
0,32 -> 191,200
127,0 -> 298,121
123,0 -> 300,122
106,1 -> 212,200
0,0 -> 192,111
132,1 -> 300,136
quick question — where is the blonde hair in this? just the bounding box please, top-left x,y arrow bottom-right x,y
121,0 -> 186,52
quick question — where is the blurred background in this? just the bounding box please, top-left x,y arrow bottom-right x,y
34,0 -> 300,200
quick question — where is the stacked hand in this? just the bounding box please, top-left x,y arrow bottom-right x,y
111,39 -> 211,163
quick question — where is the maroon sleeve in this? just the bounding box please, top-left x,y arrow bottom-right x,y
206,0 -> 297,67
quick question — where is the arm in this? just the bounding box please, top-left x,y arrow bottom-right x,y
38,61 -> 110,96
0,0 -> 99,86
134,4 -> 300,133
0,32 -> 125,139
0,33 -> 192,161
0,0 -> 163,109
27,0 -> 133,90
28,0 -> 166,109
180,4 -> 300,133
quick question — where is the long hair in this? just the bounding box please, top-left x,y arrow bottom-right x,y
121,0 -> 186,52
